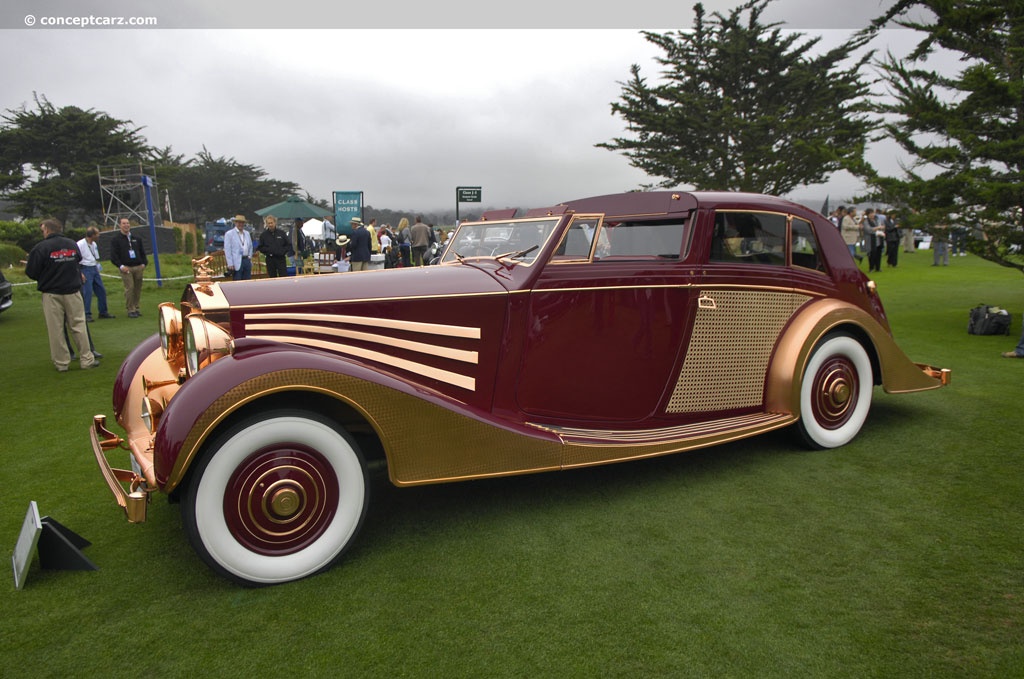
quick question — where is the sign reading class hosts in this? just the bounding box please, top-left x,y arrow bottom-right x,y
333,191 -> 364,236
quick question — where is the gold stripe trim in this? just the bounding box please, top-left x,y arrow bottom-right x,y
247,322 -> 478,364
529,412 -> 791,445
534,283 -> 695,294
251,334 -> 476,391
245,312 -> 481,339
231,290 -> 508,311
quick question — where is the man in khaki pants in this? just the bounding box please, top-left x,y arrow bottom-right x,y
24,218 -> 99,372
110,217 -> 148,317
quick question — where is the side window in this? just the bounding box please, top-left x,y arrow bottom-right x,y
599,220 -> 686,260
710,211 -> 786,265
553,217 -> 604,261
791,217 -> 826,273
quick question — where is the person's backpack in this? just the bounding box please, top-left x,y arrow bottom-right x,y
967,304 -> 1012,335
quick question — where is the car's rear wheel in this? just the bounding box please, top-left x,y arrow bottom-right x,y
182,410 -> 368,586
797,333 -> 873,449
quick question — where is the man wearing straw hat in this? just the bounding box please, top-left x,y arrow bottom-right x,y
224,214 -> 253,281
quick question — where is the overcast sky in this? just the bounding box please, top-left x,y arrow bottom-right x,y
1,0 -> 931,215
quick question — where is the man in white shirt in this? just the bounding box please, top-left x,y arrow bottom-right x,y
77,226 -> 114,320
224,214 -> 253,280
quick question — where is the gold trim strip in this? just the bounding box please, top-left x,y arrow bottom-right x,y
247,322 -> 478,364
231,290 -> 508,311
246,312 -> 481,339
530,412 -> 790,445
534,283 -> 695,294
253,334 -> 476,391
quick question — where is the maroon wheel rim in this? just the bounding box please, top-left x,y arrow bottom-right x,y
224,445 -> 339,556
810,356 -> 859,430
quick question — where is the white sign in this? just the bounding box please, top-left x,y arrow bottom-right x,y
12,501 -> 41,590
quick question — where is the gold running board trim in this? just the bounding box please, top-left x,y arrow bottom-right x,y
245,312 -> 481,339
552,412 -> 797,468
255,334 -> 476,391
529,412 -> 793,445
247,322 -> 478,365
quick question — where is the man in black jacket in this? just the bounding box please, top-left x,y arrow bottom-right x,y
257,215 -> 294,277
25,219 -> 99,372
110,217 -> 148,317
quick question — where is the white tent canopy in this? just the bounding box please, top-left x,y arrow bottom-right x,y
301,218 -> 334,240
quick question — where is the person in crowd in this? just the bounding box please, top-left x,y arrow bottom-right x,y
829,207 -> 843,229
333,234 -> 350,271
396,217 -> 412,267
25,218 -> 99,372
257,215 -> 293,277
379,224 -> 394,268
224,214 -> 253,280
294,217 -> 308,266
840,206 -> 863,263
863,208 -> 885,273
931,225 -> 950,266
110,217 -> 147,318
1002,323 -> 1024,359
883,212 -> 901,268
348,216 -> 372,272
950,224 -> 967,257
77,226 -> 114,321
63,317 -> 102,360
366,217 -> 381,255
410,216 -> 432,266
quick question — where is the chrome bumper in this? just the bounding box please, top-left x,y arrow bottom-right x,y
90,415 -> 150,523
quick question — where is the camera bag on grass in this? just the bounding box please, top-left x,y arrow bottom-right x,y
968,304 -> 1012,335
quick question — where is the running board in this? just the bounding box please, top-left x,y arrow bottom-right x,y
528,412 -> 797,469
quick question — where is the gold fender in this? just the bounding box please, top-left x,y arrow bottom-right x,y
765,298 -> 948,418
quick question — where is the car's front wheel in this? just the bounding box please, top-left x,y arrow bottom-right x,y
797,333 -> 873,449
182,410 -> 368,586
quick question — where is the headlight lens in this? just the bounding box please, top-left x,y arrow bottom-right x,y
182,313 -> 233,377
158,303 -> 183,363
140,396 -> 165,434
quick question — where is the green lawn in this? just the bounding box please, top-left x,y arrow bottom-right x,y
1,252 -> 1022,678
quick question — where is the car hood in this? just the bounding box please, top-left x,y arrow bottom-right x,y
192,263 -> 510,312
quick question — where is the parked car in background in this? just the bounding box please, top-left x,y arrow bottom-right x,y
203,218 -> 256,253
0,269 -> 13,314
90,191 -> 950,586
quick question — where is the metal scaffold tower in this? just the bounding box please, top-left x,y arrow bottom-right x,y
98,163 -> 163,227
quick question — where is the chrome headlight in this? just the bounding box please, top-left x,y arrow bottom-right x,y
140,395 -> 165,434
182,313 -> 233,377
158,303 -> 183,363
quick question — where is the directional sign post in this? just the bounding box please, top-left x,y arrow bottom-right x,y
455,186 -> 481,223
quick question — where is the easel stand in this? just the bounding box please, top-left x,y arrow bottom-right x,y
37,517 -> 98,572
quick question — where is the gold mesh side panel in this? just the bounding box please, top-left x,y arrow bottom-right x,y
167,370 -> 562,490
667,290 -> 809,412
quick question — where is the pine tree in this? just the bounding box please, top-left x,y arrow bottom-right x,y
862,0 -> 1024,274
598,0 -> 876,195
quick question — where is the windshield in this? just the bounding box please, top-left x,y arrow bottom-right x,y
441,218 -> 560,265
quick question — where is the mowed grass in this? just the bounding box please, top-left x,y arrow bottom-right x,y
1,251 -> 1022,678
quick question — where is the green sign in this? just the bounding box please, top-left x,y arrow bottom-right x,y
457,186 -> 482,203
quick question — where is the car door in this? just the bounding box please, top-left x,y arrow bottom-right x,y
515,214 -> 698,423
670,208 -> 811,417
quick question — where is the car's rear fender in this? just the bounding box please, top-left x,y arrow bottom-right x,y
765,298 -> 946,417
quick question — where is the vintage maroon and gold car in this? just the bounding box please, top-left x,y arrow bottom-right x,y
90,191 -> 949,585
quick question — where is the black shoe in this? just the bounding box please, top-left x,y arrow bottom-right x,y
86,316 -> 94,322
93,351 -> 104,359
98,313 -> 115,319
